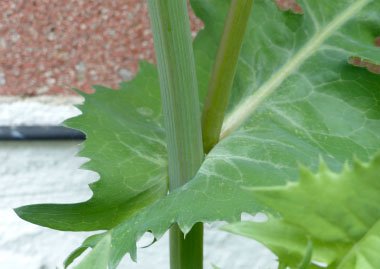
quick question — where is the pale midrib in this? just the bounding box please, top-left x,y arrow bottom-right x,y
220,0 -> 370,140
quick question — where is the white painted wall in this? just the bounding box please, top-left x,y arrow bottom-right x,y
0,97 -> 277,269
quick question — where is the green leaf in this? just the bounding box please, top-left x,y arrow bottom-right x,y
64,233 -> 104,268
16,0 -> 380,268
16,62 -> 168,231
224,218 -> 315,268
338,220 -> 380,269
224,155 -> 380,268
74,234 -> 111,269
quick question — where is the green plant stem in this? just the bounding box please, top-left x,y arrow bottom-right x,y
202,0 -> 254,153
147,1 -> 204,269
170,223 -> 203,269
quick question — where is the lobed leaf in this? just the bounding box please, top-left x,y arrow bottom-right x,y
16,62 -> 168,231
224,155 -> 380,268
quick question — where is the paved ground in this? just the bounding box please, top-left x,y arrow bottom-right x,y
0,0 -> 201,95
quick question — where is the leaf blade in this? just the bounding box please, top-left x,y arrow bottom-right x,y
225,155 -> 380,268
15,62 -> 168,231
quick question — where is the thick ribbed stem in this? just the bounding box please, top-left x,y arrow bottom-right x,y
147,1 -> 204,268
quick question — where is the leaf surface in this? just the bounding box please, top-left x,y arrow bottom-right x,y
74,234 -> 111,269
16,0 -> 380,268
224,155 -> 380,268
16,63 -> 168,231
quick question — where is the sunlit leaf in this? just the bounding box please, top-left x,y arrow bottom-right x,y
224,155 -> 380,268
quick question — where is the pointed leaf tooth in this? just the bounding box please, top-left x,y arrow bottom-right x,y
137,60 -> 153,72
64,247 -> 88,269
298,164 -> 315,184
318,156 -> 330,174
342,161 -> 351,174
92,85 -> 112,92
70,87 -> 89,96
353,155 -> 367,172
179,222 -> 194,235
74,234 -> 111,269
371,153 -> 380,166
128,243 -> 138,262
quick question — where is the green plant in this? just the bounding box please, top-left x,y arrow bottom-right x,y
15,0 -> 380,268
224,155 -> 380,268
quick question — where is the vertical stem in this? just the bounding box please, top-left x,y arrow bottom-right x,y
202,0 -> 254,153
147,1 -> 204,269
170,223 -> 203,269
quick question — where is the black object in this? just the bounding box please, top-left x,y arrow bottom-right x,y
0,126 -> 85,141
